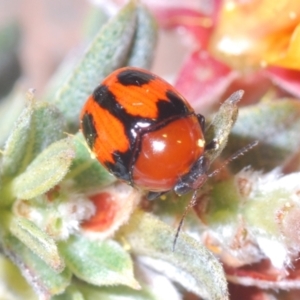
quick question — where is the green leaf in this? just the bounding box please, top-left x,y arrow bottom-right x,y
1,99 -> 65,179
118,210 -> 228,300
9,216 -> 64,272
42,8 -> 109,104
2,235 -> 71,298
0,253 -> 37,300
59,235 -> 140,289
205,90 -> 241,163
54,261 -> 181,300
66,133 -> 116,192
0,87 -> 26,147
83,6 -> 109,40
126,3 -> 158,69
53,1 -> 137,131
223,99 -> 300,171
0,22 -> 21,98
54,276 -> 173,300
43,7 -> 109,103
13,137 -> 75,200
52,283 -> 85,300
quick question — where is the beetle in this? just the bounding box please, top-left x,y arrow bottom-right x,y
80,67 -> 257,248
80,67 -> 218,200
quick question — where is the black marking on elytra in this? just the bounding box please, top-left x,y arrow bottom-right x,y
157,90 -> 191,120
81,113 -> 98,150
92,84 -> 197,186
105,149 -> 132,182
92,85 -> 193,143
117,68 -> 155,86
93,84 -> 140,141
93,85 -> 122,115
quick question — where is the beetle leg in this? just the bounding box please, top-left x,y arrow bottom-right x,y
196,114 -> 205,132
174,156 -> 209,195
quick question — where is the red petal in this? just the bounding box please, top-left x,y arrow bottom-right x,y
225,258 -> 300,290
222,70 -> 272,106
228,283 -> 270,300
265,66 -> 300,98
174,50 -> 234,111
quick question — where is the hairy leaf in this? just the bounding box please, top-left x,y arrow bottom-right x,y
126,3 -> 158,68
13,137 -> 75,199
205,90 -> 241,163
118,210 -> 228,300
66,133 -> 115,192
0,254 -> 37,299
223,99 -> 300,171
1,99 -> 64,179
54,1 -> 137,131
9,216 -> 64,271
2,235 -> 71,299
59,235 -> 139,289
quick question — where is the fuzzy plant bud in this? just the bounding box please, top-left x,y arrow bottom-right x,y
13,182 -> 96,240
200,168 -> 300,269
81,182 -> 141,240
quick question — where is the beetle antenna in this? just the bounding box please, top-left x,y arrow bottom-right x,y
208,140 -> 259,178
173,190 -> 199,251
172,140 -> 258,251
